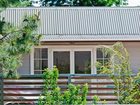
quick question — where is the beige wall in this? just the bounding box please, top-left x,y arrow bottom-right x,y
123,42 -> 140,74
18,42 -> 140,75
18,54 -> 30,74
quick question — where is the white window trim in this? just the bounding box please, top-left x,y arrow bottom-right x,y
52,49 -> 72,73
95,46 -> 112,74
73,49 -> 93,74
30,45 -> 110,75
30,46 -> 49,75
30,47 -> 34,75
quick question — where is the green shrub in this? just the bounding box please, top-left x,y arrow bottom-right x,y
92,95 -> 100,105
98,42 -> 140,104
38,67 -> 89,105
121,72 -> 140,104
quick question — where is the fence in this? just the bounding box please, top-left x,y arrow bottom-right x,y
0,74 -> 3,105
1,74 -> 117,104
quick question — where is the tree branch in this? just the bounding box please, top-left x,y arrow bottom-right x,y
0,29 -> 22,42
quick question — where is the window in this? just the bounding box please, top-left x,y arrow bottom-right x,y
32,47 -> 109,74
53,51 -> 70,74
75,51 -> 91,74
34,48 -> 48,74
96,48 -> 110,74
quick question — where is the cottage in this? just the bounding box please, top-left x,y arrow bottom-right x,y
1,7 -> 140,75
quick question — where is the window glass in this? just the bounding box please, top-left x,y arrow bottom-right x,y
34,48 -> 48,74
97,48 -> 103,58
75,51 -> 91,74
53,51 -> 70,74
42,49 -> 48,59
34,48 -> 41,59
96,48 -> 110,74
34,60 -> 41,70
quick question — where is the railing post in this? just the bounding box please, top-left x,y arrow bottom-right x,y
0,73 -> 3,105
68,74 -> 72,84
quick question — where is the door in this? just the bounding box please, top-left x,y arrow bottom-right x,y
53,51 -> 70,74
74,51 -> 91,74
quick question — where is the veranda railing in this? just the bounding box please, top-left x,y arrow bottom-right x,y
1,74 -> 118,104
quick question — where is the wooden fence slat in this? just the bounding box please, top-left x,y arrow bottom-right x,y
4,97 -> 118,101
72,76 -> 110,79
4,87 -> 43,90
72,82 -> 114,85
4,81 -> 67,85
4,93 -> 41,96
3,74 -> 118,104
0,74 -> 3,105
4,92 -> 115,96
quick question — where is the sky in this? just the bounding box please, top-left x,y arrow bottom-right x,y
128,0 -> 140,6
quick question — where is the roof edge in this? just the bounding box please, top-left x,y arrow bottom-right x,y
5,7 -> 140,10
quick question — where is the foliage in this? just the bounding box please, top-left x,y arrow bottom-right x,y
92,95 -> 100,105
92,0 -> 120,6
0,0 -> 121,7
38,67 -> 89,105
0,0 -> 122,7
0,0 -> 8,8
97,42 -> 140,104
0,0 -> 31,7
9,0 -> 31,7
43,0 -> 121,6
122,72 -> 140,104
0,14 -> 41,78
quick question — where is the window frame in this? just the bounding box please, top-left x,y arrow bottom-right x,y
74,51 -> 91,74
53,50 -> 71,74
30,46 -> 49,75
51,48 -> 93,74
31,45 -> 112,75
34,48 -> 48,74
96,46 -> 111,74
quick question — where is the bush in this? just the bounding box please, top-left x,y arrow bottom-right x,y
38,67 -> 89,105
121,72 -> 140,104
92,95 -> 100,105
98,42 -> 140,104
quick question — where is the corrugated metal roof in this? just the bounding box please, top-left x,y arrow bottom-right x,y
0,7 -> 140,41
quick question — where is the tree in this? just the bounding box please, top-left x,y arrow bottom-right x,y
43,0 -> 121,6
0,0 -> 9,7
0,1 -> 41,78
8,0 -> 31,7
0,0 -> 31,7
92,0 -> 120,6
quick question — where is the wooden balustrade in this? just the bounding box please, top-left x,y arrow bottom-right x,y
1,74 -> 118,104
